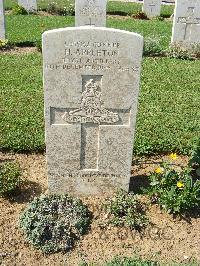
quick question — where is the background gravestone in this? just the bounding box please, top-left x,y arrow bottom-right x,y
18,0 -> 37,12
171,0 -> 200,46
43,27 -> 143,195
75,0 -> 107,26
143,0 -> 162,18
0,0 -> 5,40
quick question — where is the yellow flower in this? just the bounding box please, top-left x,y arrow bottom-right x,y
177,181 -> 184,189
155,167 -> 163,174
169,153 -> 178,160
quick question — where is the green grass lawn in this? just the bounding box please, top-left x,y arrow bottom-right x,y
1,52 -> 199,155
4,0 -> 174,17
6,15 -> 172,51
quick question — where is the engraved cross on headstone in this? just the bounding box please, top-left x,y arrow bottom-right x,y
149,3 -> 156,13
85,17 -> 95,26
75,0 -> 107,27
178,7 -> 200,41
61,76 -> 129,170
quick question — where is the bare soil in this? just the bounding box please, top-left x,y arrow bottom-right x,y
0,47 -> 38,55
0,152 -> 199,266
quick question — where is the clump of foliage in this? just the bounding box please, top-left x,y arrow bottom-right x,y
34,39 -> 42,52
145,154 -> 200,214
152,16 -> 164,21
167,43 -> 200,60
0,39 -> 9,50
105,256 -> 158,266
104,190 -> 149,231
47,1 -> 75,16
143,36 -> 163,56
0,161 -> 21,196
12,4 -> 28,15
19,194 -> 91,254
189,141 -> 200,177
133,11 -> 148,20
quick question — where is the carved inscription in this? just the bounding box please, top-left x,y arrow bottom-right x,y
45,41 -> 139,73
79,0 -> 104,18
62,78 -> 119,124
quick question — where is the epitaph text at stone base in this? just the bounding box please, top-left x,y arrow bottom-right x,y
43,27 -> 143,195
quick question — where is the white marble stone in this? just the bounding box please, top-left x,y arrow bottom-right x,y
75,0 -> 107,27
0,0 -> 5,40
143,0 -> 162,18
18,0 -> 37,12
43,27 -> 143,196
171,0 -> 200,46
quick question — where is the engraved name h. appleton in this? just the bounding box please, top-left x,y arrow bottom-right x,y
62,78 -> 119,124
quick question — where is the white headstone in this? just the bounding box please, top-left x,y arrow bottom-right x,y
0,0 -> 5,40
171,0 -> 200,46
75,0 -> 107,27
43,27 -> 143,196
143,0 -> 162,18
18,0 -> 37,12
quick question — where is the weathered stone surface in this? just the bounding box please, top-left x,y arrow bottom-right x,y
18,0 -> 37,12
142,0 -> 162,18
75,0 -> 107,27
43,27 -> 143,195
171,0 -> 200,46
0,0 -> 5,40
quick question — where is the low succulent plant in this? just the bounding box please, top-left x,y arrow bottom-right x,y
19,194 -> 91,254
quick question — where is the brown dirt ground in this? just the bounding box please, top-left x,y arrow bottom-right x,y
0,152 -> 199,266
0,47 -> 38,55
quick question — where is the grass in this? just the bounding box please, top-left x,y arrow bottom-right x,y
0,53 -> 44,151
79,256 -> 199,265
6,15 -> 74,45
0,53 -> 199,155
5,15 -> 172,51
104,257 -> 157,265
4,0 -> 174,18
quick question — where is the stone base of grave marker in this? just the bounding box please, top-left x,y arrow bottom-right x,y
43,27 -> 143,196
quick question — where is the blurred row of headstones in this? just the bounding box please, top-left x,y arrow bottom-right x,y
0,0 -> 200,48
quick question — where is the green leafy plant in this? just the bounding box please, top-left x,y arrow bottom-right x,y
46,2 -> 58,14
46,1 -> 74,16
152,16 -> 164,21
34,39 -> 42,52
12,4 -> 28,15
104,190 -> 149,231
62,2 -> 75,16
105,256 -> 158,266
143,36 -> 163,56
0,39 -> 9,50
19,194 -> 91,254
167,43 -> 200,60
0,161 -> 21,196
189,141 -> 200,177
145,154 -> 200,214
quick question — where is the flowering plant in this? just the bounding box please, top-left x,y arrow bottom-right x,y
145,154 -> 200,214
0,39 -> 8,49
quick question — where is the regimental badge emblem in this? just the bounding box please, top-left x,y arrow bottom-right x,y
62,78 -> 119,124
